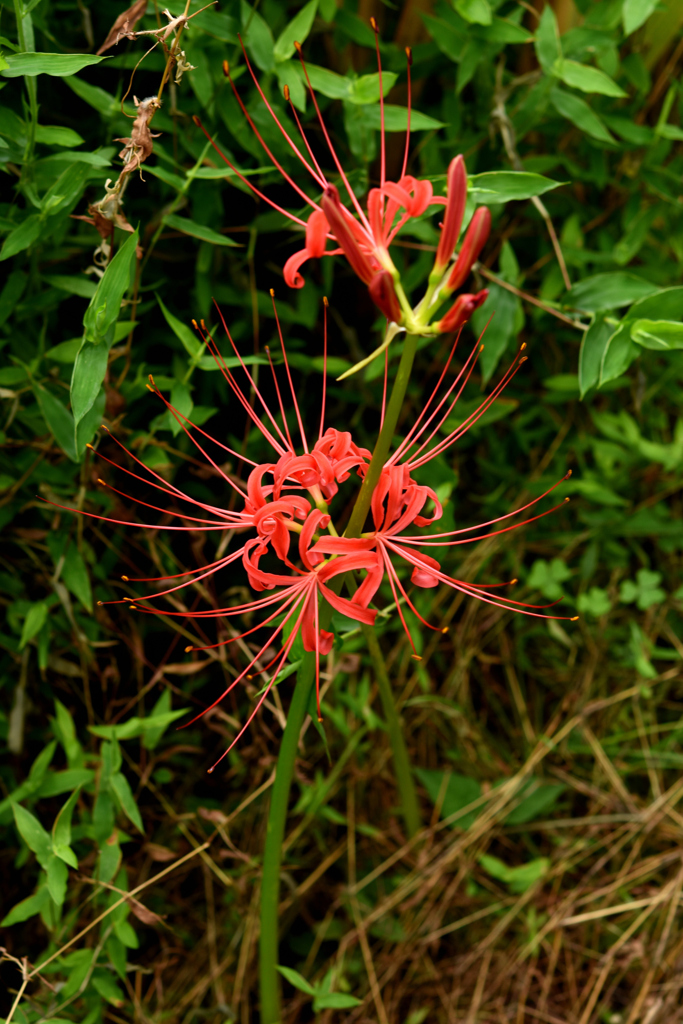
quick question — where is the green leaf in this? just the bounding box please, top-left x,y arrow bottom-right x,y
623,0 -> 658,35
163,213 -> 239,247
577,587 -> 612,617
1,886 -> 51,926
61,544 -> 93,612
314,993 -> 363,1010
302,63 -> 351,100
579,316 -> 613,396
91,970 -> 124,1006
13,802 -> 51,866
1,52 -> 106,77
44,274 -> 97,299
157,295 -> 201,358
82,229 -> 138,345
88,708 -> 188,740
75,387 -> 106,459
553,58 -> 626,97
505,783 -> 566,824
19,601 -> 49,649
141,689 -> 174,751
0,214 -> 42,261
276,965 -> 316,996
240,0 -> 274,72
273,0 -> 318,62
65,74 -> 122,118
40,162 -> 90,218
600,323 -> 639,385
550,87 -> 615,144
468,171 -> 561,203
620,569 -> 666,610
98,829 -> 121,883
631,319 -> 683,351
0,270 -> 28,326
46,852 -> 69,904
347,71 -> 398,105
415,769 -> 481,829
527,558 -> 570,601
70,342 -> 108,426
566,272 -> 659,312
454,0 -> 492,25
534,4 -> 561,73
479,854 -> 549,893
360,105 -> 446,131
52,786 -> 81,855
110,772 -> 144,833
626,287 -> 683,323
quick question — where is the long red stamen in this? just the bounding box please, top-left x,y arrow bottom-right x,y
371,17 -> 386,193
319,297 -> 328,441
270,289 -> 309,453
401,47 -> 412,180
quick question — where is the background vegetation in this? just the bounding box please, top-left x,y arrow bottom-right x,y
2,0 -> 683,1021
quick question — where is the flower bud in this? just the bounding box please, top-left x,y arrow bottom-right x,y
321,185 -> 376,285
445,207 -> 491,293
433,155 -> 467,273
438,289 -> 488,333
368,271 -> 403,323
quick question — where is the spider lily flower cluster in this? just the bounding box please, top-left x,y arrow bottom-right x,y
193,24 -> 490,341
66,301 -> 573,769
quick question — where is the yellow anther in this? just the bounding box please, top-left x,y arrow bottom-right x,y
510,578 -> 518,585
222,60 -> 229,77
97,600 -> 103,606
86,443 -> 94,450
441,627 -> 448,634
323,295 -> 329,307
200,319 -> 206,329
411,654 -> 422,661
121,575 -> 129,581
185,645 -> 194,653
570,616 -> 580,621
294,40 -> 302,54
97,478 -> 106,486
192,318 -> 198,329
283,84 -> 290,101
520,342 -> 527,351
405,46 -> 412,65
370,16 -> 378,32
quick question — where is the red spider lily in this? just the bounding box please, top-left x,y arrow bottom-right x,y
56,299 -> 573,767
192,26 -> 489,334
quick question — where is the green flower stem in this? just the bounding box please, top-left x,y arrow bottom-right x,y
259,617 -> 331,1024
14,1 -> 38,172
259,334 -> 421,1022
344,332 -> 418,540
361,622 -> 421,837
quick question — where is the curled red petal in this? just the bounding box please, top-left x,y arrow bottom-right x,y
305,208 -> 329,258
284,248 -> 311,289
321,184 -> 376,285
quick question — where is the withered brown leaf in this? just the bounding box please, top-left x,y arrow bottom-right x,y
96,0 -> 148,55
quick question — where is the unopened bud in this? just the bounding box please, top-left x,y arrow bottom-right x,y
438,290 -> 488,333
434,156 -> 467,274
368,271 -> 403,323
445,206 -> 492,293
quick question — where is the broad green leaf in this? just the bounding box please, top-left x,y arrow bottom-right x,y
553,58 -> 626,97
45,338 -> 81,363
534,5 -> 561,73
1,52 -> 106,77
110,772 -> 144,833
273,0 -> 318,62
240,0 -> 274,73
19,601 -> 49,649
631,319 -> 683,351
36,769 -> 94,798
1,886 -> 51,926
75,387 -> 106,459
82,229 -> 138,345
566,272 -> 659,312
276,965 -> 316,996
600,323 -> 639,385
141,689 -> 174,751
157,295 -> 201,357
97,829 -> 121,883
471,284 -> 519,384
12,802 -> 51,865
415,769 -> 481,829
89,708 -> 188,740
70,342 -> 108,426
44,274 -> 97,298
163,213 -> 239,247
623,0 -> 658,34
479,854 -> 549,893
505,783 -> 566,824
0,214 -> 41,261
314,993 -> 363,1010
454,0 -> 492,25
550,87 -> 615,144
627,287 -> 683,322
0,270 -> 27,326
469,171 -> 561,203
347,71 -> 398,105
61,544 -> 93,611
360,105 -> 446,131
304,63 -> 351,99
40,162 -> 90,218
91,970 -> 124,1006
46,852 -> 69,904
35,124 -> 84,147
65,74 -> 122,118
52,786 -> 81,855
578,316 -> 612,397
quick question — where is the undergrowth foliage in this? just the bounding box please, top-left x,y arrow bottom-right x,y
1,1 -> 683,1022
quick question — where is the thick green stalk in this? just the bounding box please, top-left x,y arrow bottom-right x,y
344,332 -> 418,540
361,623 -> 421,837
259,632 -> 327,1023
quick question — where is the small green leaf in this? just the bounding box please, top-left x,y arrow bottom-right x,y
631,319 -> 683,351
534,5 -> 561,73
415,769 -> 481,829
240,0 -> 274,72
0,214 -> 42,261
469,171 -> 561,203
313,993 -> 363,1010
505,783 -> 566,825
12,802 -> 51,866
623,0 -> 658,35
347,71 -> 398,105
110,772 -> 144,833
19,601 -> 49,649
163,213 -> 239,247
550,87 -> 615,144
566,272 -> 659,312
527,558 -> 570,601
52,786 -> 81,854
1,52 -> 106,77
35,124 -> 84,147
44,274 -> 97,299
600,323 -> 639,386
273,0 -> 318,62
157,295 -> 202,358
276,965 -> 316,996
576,587 -> 612,618
579,317 -> 612,397
553,59 -> 626,97
1,886 -> 51,926
304,63 -> 352,99
360,105 -> 446,131
454,0 -> 492,25
479,854 -> 549,893
619,569 -> 666,610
